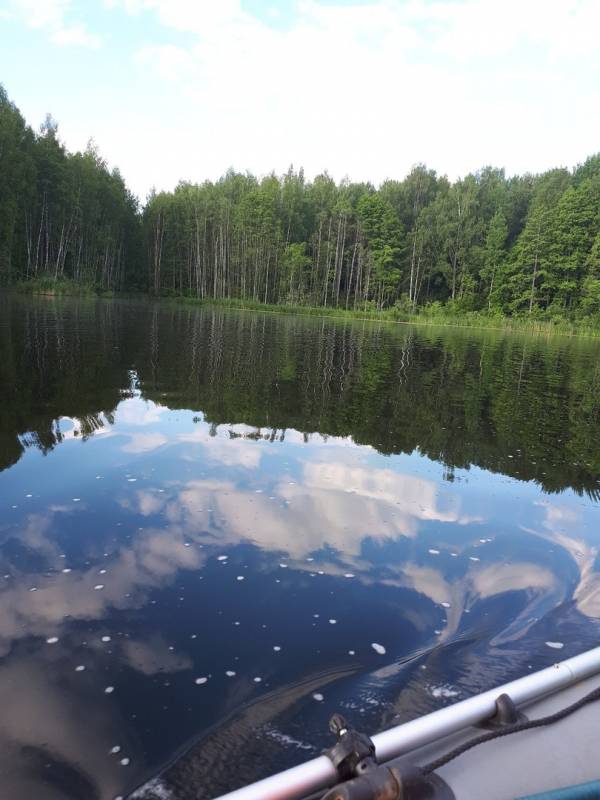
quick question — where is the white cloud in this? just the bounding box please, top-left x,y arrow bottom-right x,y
10,0 -> 600,199
87,0 -> 600,198
120,636 -> 192,674
168,455 -> 481,564
50,21 -> 101,47
122,431 -> 169,453
178,430 -> 264,468
524,502 -> 600,620
0,514 -> 205,652
8,0 -> 101,47
134,42 -> 195,81
114,396 -> 167,426
0,657 -> 131,800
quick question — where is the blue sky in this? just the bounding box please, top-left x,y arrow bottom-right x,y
1,0 -> 599,201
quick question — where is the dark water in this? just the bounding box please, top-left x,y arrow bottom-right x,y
1,294 -> 600,800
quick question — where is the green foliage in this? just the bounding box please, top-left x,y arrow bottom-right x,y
579,277 -> 600,317
357,193 -> 405,308
2,84 -> 600,322
0,85 -> 138,291
482,210 -> 508,310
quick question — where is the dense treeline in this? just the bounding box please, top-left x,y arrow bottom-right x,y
0,86 -> 139,290
145,160 -> 600,317
2,85 -> 600,315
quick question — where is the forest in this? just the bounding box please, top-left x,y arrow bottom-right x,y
1,84 -> 600,319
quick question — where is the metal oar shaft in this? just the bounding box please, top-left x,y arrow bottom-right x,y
213,646 -> 600,800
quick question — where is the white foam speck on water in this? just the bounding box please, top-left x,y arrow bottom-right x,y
318,570 -> 324,575
348,650 -> 356,655
62,568 -> 71,573
441,602 -> 451,608
130,779 -> 173,799
264,728 -> 314,752
94,584 -> 105,590
273,646 -> 281,651
450,553 -> 458,557
127,478 -> 137,483
46,637 -> 59,644
253,677 -> 262,683
110,745 -> 121,754
255,489 -> 263,493
307,557 -> 314,562
104,686 -> 115,694
279,563 -> 288,568
29,587 -> 37,592
312,693 -> 324,702
329,619 -> 337,624
371,643 -> 386,655
101,636 -> 111,642
236,576 -> 245,581
431,685 -> 459,699
195,677 -> 208,685
545,641 -> 564,649
469,556 -> 480,562
72,498 -> 80,502
184,543 -> 190,547
75,665 -> 85,672
99,569 -> 107,574
120,757 -> 130,766
313,614 -> 319,618
479,539 -> 487,544
225,670 -> 236,677
344,573 -> 355,578
25,494 -> 32,498
428,549 -> 440,555
217,555 -> 228,561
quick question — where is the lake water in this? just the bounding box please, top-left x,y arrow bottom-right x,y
1,293 -> 600,800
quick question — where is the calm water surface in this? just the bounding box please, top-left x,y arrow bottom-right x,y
1,294 -> 600,800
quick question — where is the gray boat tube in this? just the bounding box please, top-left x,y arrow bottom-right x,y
212,646 -> 600,800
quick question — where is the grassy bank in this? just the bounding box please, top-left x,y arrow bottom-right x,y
175,296 -> 600,338
9,278 -> 600,338
13,276 -> 115,298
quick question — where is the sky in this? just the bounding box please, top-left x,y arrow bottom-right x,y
0,0 -> 599,202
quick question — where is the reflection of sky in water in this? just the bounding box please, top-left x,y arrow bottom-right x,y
1,391 -> 600,799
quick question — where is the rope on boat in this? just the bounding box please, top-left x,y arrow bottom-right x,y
421,686 -> 600,775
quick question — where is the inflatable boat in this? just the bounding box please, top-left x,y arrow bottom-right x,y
210,646 -> 600,800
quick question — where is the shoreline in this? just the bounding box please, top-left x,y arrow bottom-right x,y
8,282 -> 600,339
